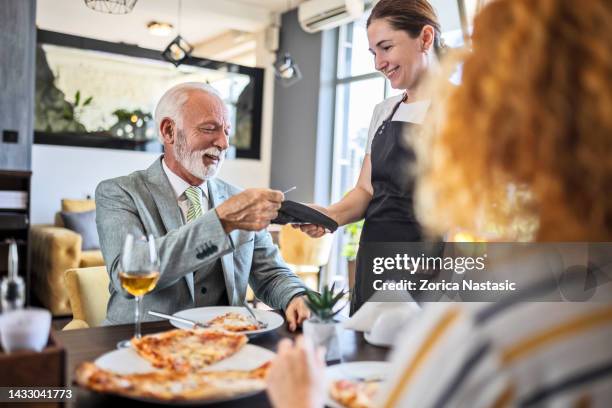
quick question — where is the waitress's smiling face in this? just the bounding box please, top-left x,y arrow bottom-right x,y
367,18 -> 429,91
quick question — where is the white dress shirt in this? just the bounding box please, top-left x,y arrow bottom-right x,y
162,159 -> 208,223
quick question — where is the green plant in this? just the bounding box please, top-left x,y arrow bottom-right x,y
62,90 -> 93,121
304,283 -> 348,322
341,220 -> 363,261
112,108 -> 152,123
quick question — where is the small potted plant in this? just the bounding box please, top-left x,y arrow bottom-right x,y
302,283 -> 348,362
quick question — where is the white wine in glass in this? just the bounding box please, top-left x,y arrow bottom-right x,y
117,233 -> 160,349
119,271 -> 160,297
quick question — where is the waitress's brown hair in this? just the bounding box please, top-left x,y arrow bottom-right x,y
367,0 -> 444,57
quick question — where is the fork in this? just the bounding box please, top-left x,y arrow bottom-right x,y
241,300 -> 268,329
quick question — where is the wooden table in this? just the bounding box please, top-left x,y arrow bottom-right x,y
55,320 -> 388,407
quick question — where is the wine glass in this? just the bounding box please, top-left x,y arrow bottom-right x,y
116,233 -> 160,349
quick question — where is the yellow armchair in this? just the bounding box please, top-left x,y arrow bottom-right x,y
30,199 -> 105,316
62,319 -> 90,330
278,224 -> 334,291
62,266 -> 110,330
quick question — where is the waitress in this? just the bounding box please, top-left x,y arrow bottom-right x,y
298,0 -> 445,313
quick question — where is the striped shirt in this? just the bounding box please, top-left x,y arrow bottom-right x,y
375,273 -> 612,406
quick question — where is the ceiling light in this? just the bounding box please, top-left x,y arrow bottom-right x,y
162,35 -> 194,67
147,21 -> 174,37
160,0 -> 193,67
83,0 -> 138,14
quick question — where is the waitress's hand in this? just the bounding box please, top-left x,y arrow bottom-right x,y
292,204 -> 335,238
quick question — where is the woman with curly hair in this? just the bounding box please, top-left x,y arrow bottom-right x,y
266,0 -> 612,406
416,0 -> 612,242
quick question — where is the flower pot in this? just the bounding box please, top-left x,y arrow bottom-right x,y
347,259 -> 356,290
302,318 -> 342,362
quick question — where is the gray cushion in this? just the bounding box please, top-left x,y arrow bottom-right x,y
60,210 -> 100,250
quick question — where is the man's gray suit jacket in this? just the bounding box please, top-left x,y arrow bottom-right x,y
95,156 -> 306,325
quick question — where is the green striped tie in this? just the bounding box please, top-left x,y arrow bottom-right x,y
185,186 -> 203,222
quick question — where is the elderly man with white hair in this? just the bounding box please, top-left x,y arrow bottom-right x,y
95,82 -> 310,329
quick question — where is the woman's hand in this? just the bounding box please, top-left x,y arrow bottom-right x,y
266,336 -> 326,408
293,204 -> 336,238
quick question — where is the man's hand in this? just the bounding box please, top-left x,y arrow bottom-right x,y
285,295 -> 311,332
215,188 -> 283,233
266,336 -> 325,408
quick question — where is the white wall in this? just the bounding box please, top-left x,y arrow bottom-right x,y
31,145 -> 270,224
429,0 -> 462,32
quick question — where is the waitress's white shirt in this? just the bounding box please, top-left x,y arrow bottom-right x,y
365,95 -> 431,154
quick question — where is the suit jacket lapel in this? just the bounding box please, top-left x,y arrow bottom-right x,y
144,157 -> 195,301
208,179 -> 237,305
144,157 -> 184,231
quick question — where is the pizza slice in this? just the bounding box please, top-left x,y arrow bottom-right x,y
206,312 -> 261,332
75,361 -> 271,401
131,328 -> 248,372
329,379 -> 381,408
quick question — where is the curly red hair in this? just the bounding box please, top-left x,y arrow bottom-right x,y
416,0 -> 612,241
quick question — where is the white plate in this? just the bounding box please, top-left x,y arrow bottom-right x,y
325,361 -> 390,408
171,306 -> 284,335
95,343 -> 275,375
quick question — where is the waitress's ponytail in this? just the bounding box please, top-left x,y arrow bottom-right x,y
368,0 -> 445,59
434,36 -> 449,60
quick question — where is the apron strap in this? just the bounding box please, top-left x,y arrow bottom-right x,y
385,97 -> 405,122
378,93 -> 408,134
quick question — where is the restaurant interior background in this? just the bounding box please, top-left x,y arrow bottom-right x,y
0,0 -> 477,321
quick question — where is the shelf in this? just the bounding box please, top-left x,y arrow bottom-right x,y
0,208 -> 28,213
34,131 -> 162,152
0,268 -> 28,275
0,171 -> 31,306
0,213 -> 28,230
0,171 -> 32,192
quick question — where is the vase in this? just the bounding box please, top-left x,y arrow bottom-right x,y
302,318 -> 342,363
347,259 -> 357,290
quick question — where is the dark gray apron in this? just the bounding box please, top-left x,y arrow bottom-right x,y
351,98 -> 425,314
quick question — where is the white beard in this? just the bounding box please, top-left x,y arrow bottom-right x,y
174,131 -> 225,180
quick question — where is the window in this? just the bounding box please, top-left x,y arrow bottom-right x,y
330,11 -> 386,284
333,9 -> 414,210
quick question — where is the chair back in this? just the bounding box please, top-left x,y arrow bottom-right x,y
279,224 -> 334,266
278,225 -> 334,290
64,266 -> 110,327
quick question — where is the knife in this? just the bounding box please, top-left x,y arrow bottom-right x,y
148,310 -> 210,329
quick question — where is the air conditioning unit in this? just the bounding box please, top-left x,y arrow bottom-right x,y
298,0 -> 365,33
